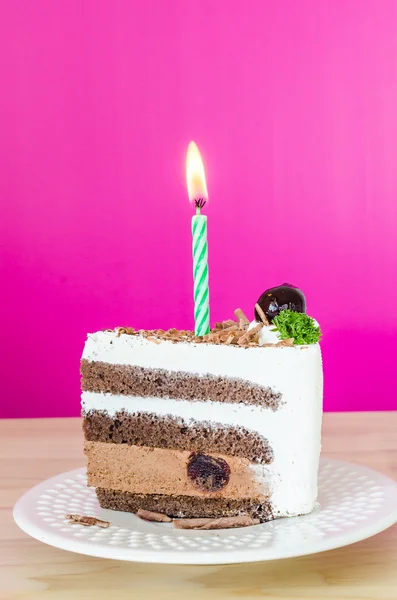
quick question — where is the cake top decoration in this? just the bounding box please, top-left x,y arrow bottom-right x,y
108,284 -> 321,347
108,307 -> 294,348
255,283 -> 306,323
271,310 -> 321,345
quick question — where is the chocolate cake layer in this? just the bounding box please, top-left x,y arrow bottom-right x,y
81,360 -> 281,409
96,488 -> 273,522
83,410 -> 274,463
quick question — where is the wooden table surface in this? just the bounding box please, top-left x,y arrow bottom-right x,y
1,413 -> 396,600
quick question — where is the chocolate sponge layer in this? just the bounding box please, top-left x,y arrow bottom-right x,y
83,410 -> 274,464
96,488 -> 273,522
81,360 -> 281,409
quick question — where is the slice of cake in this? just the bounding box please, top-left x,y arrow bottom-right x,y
81,285 -> 323,523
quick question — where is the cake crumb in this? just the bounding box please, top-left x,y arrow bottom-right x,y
65,514 -> 110,528
137,508 -> 172,523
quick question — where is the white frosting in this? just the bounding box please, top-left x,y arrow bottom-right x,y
82,330 -> 319,391
82,331 -> 323,517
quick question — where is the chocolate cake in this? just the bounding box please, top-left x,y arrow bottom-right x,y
81,285 -> 323,523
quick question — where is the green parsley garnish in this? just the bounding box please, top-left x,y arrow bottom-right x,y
272,310 -> 321,345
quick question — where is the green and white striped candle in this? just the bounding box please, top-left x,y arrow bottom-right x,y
186,142 -> 210,336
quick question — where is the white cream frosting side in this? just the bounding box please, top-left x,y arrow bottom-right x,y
82,330 -> 320,392
81,332 -> 323,517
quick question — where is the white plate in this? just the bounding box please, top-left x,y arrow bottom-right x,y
13,457 -> 397,565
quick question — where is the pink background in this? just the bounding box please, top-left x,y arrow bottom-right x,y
1,0 -> 397,418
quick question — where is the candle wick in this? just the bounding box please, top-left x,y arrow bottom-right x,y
194,198 -> 206,213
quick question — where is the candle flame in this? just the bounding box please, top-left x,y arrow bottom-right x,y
186,141 -> 208,204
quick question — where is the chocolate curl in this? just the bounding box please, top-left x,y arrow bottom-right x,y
254,303 -> 269,326
109,309 -> 269,347
116,327 -> 135,337
215,319 -> 237,330
221,324 -> 239,333
173,516 -> 260,530
278,338 -> 295,347
65,514 -> 110,528
237,323 -> 263,346
234,308 -> 250,328
137,509 -> 172,523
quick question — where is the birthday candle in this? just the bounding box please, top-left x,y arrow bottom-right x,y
186,142 -> 210,336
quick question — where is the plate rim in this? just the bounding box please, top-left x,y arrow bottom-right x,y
13,457 -> 397,565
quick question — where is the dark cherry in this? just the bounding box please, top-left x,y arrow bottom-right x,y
187,452 -> 231,492
255,283 -> 306,323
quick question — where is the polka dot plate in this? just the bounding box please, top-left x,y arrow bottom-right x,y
13,457 -> 397,564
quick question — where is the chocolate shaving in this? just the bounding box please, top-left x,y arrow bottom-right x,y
234,308 -> 250,326
137,509 -> 172,523
246,323 -> 263,338
116,327 -> 135,337
278,338 -> 295,347
215,319 -> 237,330
65,514 -> 110,528
106,308 -> 297,349
254,303 -> 269,326
173,516 -> 260,530
147,337 -> 161,345
221,324 -> 239,333
237,323 -> 263,346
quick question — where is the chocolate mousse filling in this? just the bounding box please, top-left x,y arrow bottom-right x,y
96,489 -> 274,522
85,441 -> 269,498
83,410 -> 274,464
81,360 -> 282,410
